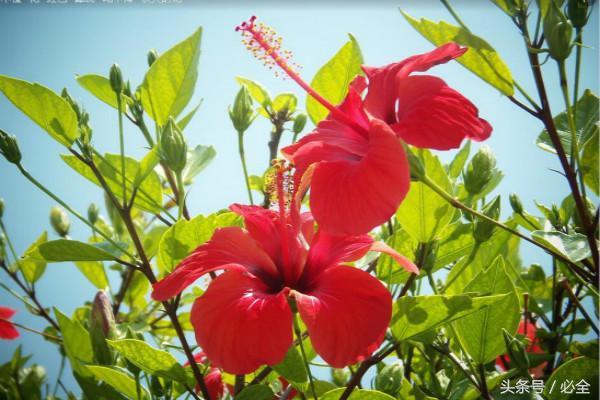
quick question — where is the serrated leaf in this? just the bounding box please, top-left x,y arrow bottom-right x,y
76,74 -> 130,112
38,240 -> 119,262
306,34 -> 363,124
401,12 -> 514,96
532,230 -> 593,262
19,232 -> 48,283
141,28 -> 202,126
86,365 -> 149,400
0,75 -> 78,146
182,144 -> 216,185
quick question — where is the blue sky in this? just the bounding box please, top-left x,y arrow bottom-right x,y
0,0 -> 598,392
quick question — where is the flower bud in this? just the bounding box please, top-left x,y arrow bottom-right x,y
509,193 -> 523,214
104,193 -> 124,236
0,233 -> 6,262
123,80 -> 133,99
473,196 -> 501,243
331,368 -> 350,386
292,113 -> 307,134
50,206 -> 70,238
463,146 -> 496,195
0,198 -> 4,218
87,203 -> 100,225
158,118 -> 188,173
544,2 -> 573,60
502,328 -> 530,372
109,63 -> 124,94
375,360 -> 404,396
567,0 -> 589,28
147,49 -> 160,67
89,291 -> 116,365
229,86 -> 255,134
0,129 -> 22,165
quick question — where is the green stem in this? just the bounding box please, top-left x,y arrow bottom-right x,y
0,317 -> 61,341
573,28 -> 583,108
0,281 -> 36,310
0,220 -> 23,274
16,164 -> 134,258
176,171 -> 185,220
117,94 -> 127,206
294,313 -> 317,400
237,131 -> 254,205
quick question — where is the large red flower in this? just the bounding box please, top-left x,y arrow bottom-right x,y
152,175 -> 418,374
0,306 -> 19,340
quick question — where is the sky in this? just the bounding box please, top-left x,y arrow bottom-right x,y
0,0 -> 598,394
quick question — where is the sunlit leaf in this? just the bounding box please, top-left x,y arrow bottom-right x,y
38,240 -> 120,262
18,232 -> 48,283
182,145 -> 216,185
532,230 -> 593,262
544,357 -> 598,399
76,74 -> 131,112
75,261 -> 109,290
86,365 -> 149,400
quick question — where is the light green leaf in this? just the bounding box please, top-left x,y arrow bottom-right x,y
537,90 -> 599,155
133,147 -> 160,189
391,294 -> 507,341
581,130 -> 598,195
490,0 -> 518,15
454,257 -> 521,364
377,229 -> 417,285
272,93 -> 297,114
236,76 -> 271,107
75,261 -> 109,289
306,34 -> 363,124
396,150 -> 454,242
177,101 -> 202,131
236,384 -> 274,400
532,230 -> 593,262
76,74 -> 130,112
19,232 -> 48,283
401,12 -> 514,96
271,346 -> 308,389
434,223 -> 475,269
55,308 -> 93,376
86,366 -> 149,400
448,140 -> 471,179
141,28 -> 202,126
107,339 -> 188,383
61,153 -> 163,214
321,388 -> 396,400
544,357 -> 598,399
38,240 -> 119,262
0,75 -> 78,146
124,271 -> 150,311
182,144 -> 216,185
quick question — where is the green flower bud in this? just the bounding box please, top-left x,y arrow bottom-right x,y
0,198 -> 4,218
509,193 -> 523,214
544,2 -> 573,60
502,328 -> 530,372
50,206 -> 70,238
147,49 -> 160,67
473,196 -> 501,243
0,129 -> 22,165
104,193 -> 124,236
331,368 -> 350,386
109,63 -> 124,94
123,80 -> 133,98
567,0 -> 589,28
158,118 -> 188,173
0,233 -> 6,262
293,113 -> 307,134
375,361 -> 404,396
89,291 -> 116,365
549,204 -> 563,228
229,86 -> 255,134
87,203 -> 100,225
463,146 -> 496,195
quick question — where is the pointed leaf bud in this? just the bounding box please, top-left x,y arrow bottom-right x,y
147,49 -> 160,67
109,63 -> 124,94
375,360 -> 404,396
89,291 -> 116,365
87,203 -> 100,225
474,196 -> 501,243
567,0 -> 589,28
0,129 -> 22,165
158,118 -> 188,173
0,233 -> 6,262
463,146 -> 496,195
502,328 -> 530,372
229,86 -> 255,134
50,206 -> 70,238
292,113 -> 307,134
509,193 -> 524,214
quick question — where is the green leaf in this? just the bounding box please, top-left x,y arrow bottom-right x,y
177,101 -> 202,131
0,75 -> 78,146
19,232 -> 48,283
271,346 -> 308,389
236,384 -> 274,400
76,74 -> 129,112
544,357 -> 598,399
182,144 -> 216,185
133,147 -> 160,189
61,153 -> 163,214
38,240 -> 119,262
532,230 -> 593,262
55,308 -> 93,376
306,34 -> 363,124
157,212 -> 240,274
401,12 -> 514,96
321,388 -> 396,400
396,150 -> 454,242
581,130 -> 599,195
124,271 -> 150,311
272,93 -> 297,114
391,294 -> 507,341
537,90 -> 599,154
236,76 -> 271,108
377,229 -> 417,285
75,261 -> 109,289
454,257 -> 521,364
107,339 -> 188,383
86,366 -> 149,400
448,140 -> 471,179
141,28 -> 202,126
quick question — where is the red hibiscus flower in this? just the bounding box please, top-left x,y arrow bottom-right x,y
496,320 -> 546,377
237,17 -> 492,235
184,352 -> 226,399
152,169 -> 418,374
0,306 -> 19,340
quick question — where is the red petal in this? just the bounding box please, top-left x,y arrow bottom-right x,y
204,368 -> 226,399
0,306 -> 16,319
152,227 -> 279,301
191,270 -> 293,374
293,266 -> 391,367
310,119 -> 410,235
391,75 -> 492,149
370,241 -> 419,274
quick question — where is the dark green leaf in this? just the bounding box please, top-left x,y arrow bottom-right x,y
38,240 -> 119,262
544,357 -> 598,399
271,346 -> 308,389
86,365 -> 149,400
236,384 -> 274,400
321,388 -> 396,399
581,130 -> 598,195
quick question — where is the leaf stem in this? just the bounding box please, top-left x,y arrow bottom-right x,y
237,131 -> 254,205
117,94 -> 127,206
176,171 -> 185,220
0,317 -> 61,341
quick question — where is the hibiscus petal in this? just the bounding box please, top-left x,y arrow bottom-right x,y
370,241 -> 419,274
152,227 -> 279,301
293,266 -> 391,368
309,119 -> 410,235
0,307 -> 18,340
191,270 -> 293,374
0,306 -> 16,319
